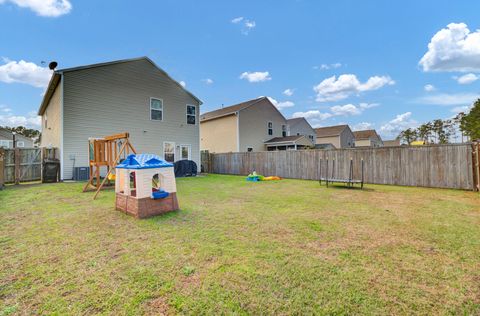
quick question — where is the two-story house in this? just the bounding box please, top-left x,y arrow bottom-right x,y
353,129 -> 383,147
315,124 -> 355,149
286,117 -> 316,145
38,57 -> 202,180
200,97 -> 313,152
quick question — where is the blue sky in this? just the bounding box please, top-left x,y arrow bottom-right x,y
1,0 -> 479,138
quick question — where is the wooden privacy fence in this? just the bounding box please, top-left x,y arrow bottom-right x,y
205,144 -> 477,190
2,147 -> 58,184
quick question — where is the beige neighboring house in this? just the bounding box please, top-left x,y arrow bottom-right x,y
353,129 -> 383,148
38,57 -> 202,180
286,117 -> 316,145
200,97 -> 313,152
315,124 -> 355,149
383,139 -> 401,147
0,128 -> 35,148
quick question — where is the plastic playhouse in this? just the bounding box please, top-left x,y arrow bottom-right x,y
115,154 -> 179,218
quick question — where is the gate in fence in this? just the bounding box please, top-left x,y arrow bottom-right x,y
2,147 -> 59,184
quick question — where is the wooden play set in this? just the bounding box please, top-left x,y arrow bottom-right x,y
82,132 -> 136,199
83,132 -> 179,218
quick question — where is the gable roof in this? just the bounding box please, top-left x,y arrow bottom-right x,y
0,127 -> 33,142
264,135 -> 305,144
38,56 -> 202,115
353,129 -> 381,140
315,125 -> 349,138
200,97 -> 282,122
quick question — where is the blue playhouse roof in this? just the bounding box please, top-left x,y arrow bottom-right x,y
116,154 -> 173,169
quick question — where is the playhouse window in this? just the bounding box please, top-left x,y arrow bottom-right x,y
150,98 -> 163,121
129,171 -> 136,197
186,105 -> 196,125
152,174 -> 160,191
267,122 -> 273,136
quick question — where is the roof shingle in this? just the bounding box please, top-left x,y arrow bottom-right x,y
315,125 -> 348,137
200,97 -> 266,122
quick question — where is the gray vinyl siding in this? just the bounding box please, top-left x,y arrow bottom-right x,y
340,127 -> 355,148
62,59 -> 200,179
238,99 -> 287,152
288,119 -> 316,145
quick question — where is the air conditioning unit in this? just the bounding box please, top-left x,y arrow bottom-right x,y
73,167 -> 90,181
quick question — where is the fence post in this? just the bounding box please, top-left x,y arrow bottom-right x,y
14,147 -> 20,185
0,148 -> 4,188
474,141 -> 480,192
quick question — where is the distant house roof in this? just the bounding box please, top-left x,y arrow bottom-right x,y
353,129 -> 381,140
383,139 -> 401,147
0,128 -> 33,142
286,117 -> 305,124
264,135 -> 305,144
315,125 -> 349,138
200,97 -> 266,122
116,154 -> 173,169
38,56 -> 202,115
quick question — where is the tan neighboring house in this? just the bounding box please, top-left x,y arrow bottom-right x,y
314,124 -> 355,149
383,139 -> 401,147
0,128 -> 35,148
353,129 -> 383,148
38,57 -> 202,180
200,97 -> 312,152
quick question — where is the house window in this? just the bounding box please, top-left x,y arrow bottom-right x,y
16,141 -> 25,148
267,122 -> 273,136
186,105 -> 196,125
180,144 -> 191,160
163,141 -> 175,162
247,147 -> 253,152
0,140 -> 10,148
150,98 -> 163,121
282,125 -> 287,137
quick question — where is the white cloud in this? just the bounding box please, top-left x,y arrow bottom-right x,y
359,102 -> 379,109
419,22 -> 480,72
315,63 -> 342,70
231,17 -> 244,24
330,104 -> 362,116
202,78 -> 214,85
424,84 -> 436,92
314,74 -> 395,102
417,92 -> 479,106
0,109 -> 41,128
0,59 -> 52,88
0,0 -> 72,17
352,122 -> 373,131
240,71 -> 271,83
451,105 -> 473,113
454,73 -> 479,84
267,97 -> 295,110
380,112 -> 417,137
231,16 -> 256,35
283,88 -> 294,96
179,81 -> 186,87
292,110 -> 332,121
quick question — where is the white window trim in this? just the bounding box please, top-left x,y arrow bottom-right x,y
186,104 -> 196,125
163,141 -> 175,162
150,97 -> 164,121
180,144 -> 191,160
16,141 -> 25,148
0,140 -> 11,148
267,121 -> 273,136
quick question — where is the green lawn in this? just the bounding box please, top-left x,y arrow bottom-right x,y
1,175 -> 479,315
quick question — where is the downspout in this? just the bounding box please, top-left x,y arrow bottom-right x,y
236,111 -> 240,152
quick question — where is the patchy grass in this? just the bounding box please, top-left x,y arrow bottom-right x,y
0,174 -> 479,315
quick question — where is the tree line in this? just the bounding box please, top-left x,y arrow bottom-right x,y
398,98 -> 480,145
